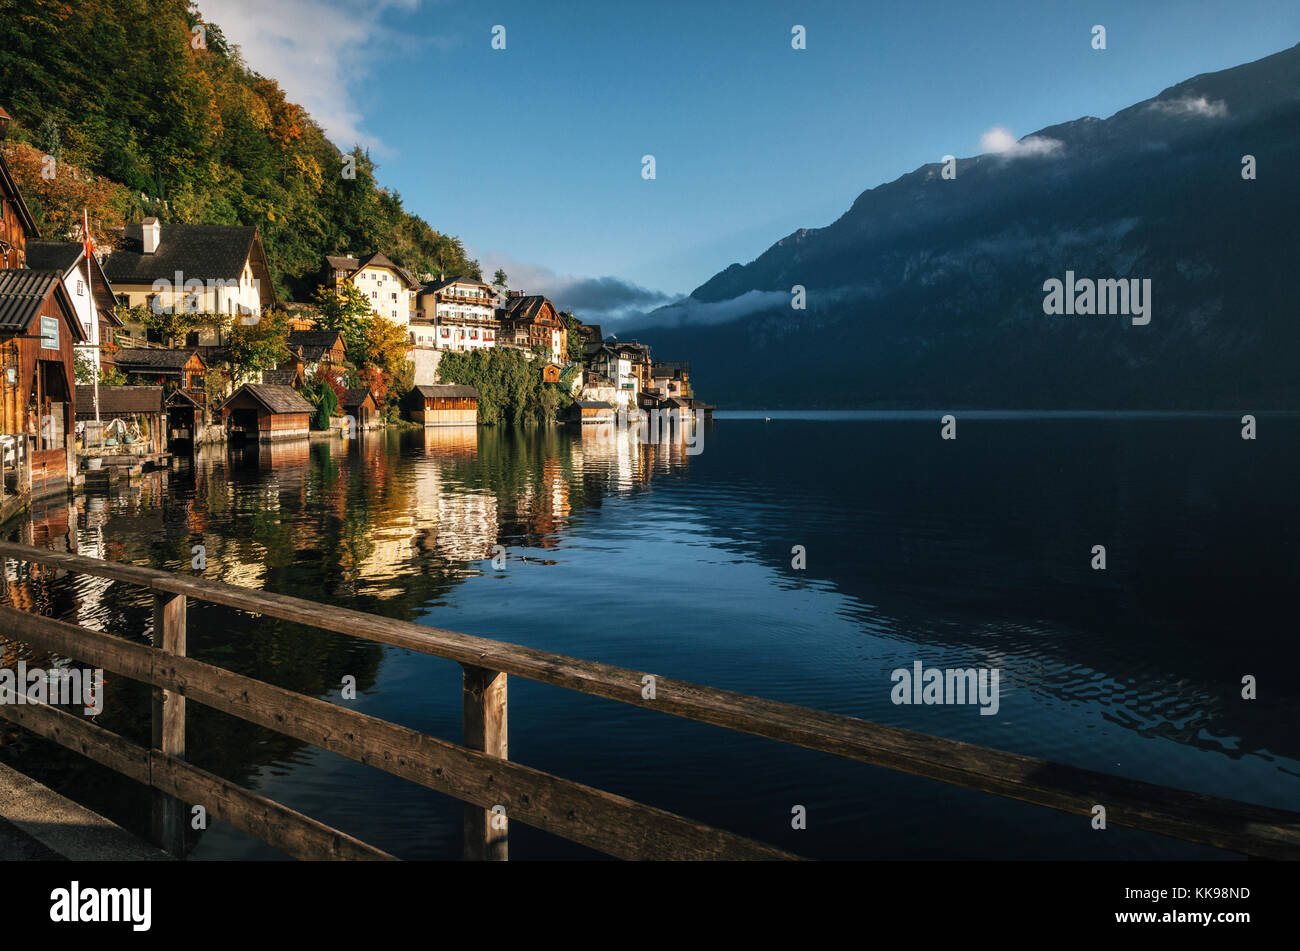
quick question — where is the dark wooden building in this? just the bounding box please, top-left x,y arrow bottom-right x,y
403,384 -> 478,426
568,400 -> 616,424
114,347 -> 208,395
0,271 -> 86,496
165,388 -> 203,452
287,329 -> 346,369
222,383 -> 314,442
341,388 -> 378,430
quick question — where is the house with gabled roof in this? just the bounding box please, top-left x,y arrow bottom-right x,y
113,347 -> 208,402
286,329 -> 345,370
103,219 -> 275,347
0,270 -> 87,497
221,383 -> 314,442
497,291 -> 566,360
322,251 -> 421,330
26,241 -> 122,375
0,106 -> 87,498
402,384 -> 478,426
413,276 -> 499,353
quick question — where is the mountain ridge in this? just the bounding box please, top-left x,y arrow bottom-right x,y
636,42 -> 1300,409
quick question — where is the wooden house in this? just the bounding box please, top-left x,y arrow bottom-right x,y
0,107 -> 37,270
221,384 -> 314,442
341,388 -> 379,430
0,271 -> 87,496
75,385 -> 165,455
286,329 -> 346,372
403,384 -> 478,426
497,293 -> 567,359
113,347 -> 208,399
541,363 -> 562,384
568,400 -> 616,424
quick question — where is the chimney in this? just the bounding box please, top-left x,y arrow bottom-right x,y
141,217 -> 161,254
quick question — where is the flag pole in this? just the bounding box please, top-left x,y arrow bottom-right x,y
84,209 -> 100,435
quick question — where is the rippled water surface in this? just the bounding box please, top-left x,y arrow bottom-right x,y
2,415 -> 1296,859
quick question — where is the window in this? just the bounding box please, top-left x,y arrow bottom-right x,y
77,280 -> 84,296
372,291 -> 378,299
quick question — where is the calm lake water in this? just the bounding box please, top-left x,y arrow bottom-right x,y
1,414 -> 1297,860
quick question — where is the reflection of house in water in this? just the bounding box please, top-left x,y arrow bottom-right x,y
421,424 -> 478,456
512,458 -> 571,547
408,461 -> 499,565
252,438 -> 311,471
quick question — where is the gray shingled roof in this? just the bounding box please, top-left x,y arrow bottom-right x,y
227,383 -> 314,415
499,295 -> 555,322
113,348 -> 206,371
340,388 -> 374,408
0,269 -> 79,335
74,385 -> 163,418
103,223 -> 258,284
413,384 -> 479,399
260,367 -> 300,386
25,242 -> 84,275
419,275 -> 493,296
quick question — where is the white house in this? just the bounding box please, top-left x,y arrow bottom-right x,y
25,241 -> 122,374
102,219 -> 275,346
414,276 -> 500,351
324,252 -> 422,330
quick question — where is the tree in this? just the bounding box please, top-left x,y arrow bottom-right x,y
353,316 -> 410,403
562,311 -> 584,364
37,116 -> 60,160
227,308 -> 290,383
312,283 -> 372,357
311,381 -> 338,431
492,268 -> 508,293
74,351 -> 95,383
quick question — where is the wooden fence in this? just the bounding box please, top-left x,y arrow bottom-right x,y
0,540 -> 1296,861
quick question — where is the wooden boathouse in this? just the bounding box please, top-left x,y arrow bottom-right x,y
221,383 -> 313,442
341,388 -> 379,430
404,384 -> 478,426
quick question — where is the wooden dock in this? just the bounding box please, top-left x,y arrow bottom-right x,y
0,541 -> 1296,861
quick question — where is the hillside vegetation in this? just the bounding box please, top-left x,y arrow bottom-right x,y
0,0 -> 478,299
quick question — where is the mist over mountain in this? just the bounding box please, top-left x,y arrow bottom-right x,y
633,43 -> 1300,409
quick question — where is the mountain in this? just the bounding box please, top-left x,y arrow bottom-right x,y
635,43 -> 1300,409
0,0 -> 479,300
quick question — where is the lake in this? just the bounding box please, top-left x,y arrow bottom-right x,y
1,413 -> 1296,859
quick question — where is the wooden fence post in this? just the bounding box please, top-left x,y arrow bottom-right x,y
151,591 -> 187,857
462,664 -> 507,860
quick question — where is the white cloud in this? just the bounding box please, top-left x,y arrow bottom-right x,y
195,0 -> 454,154
979,126 -> 1064,159
1147,96 -> 1229,119
630,289 -> 792,329
472,250 -> 675,325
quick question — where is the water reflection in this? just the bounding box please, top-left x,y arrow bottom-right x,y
0,417 -> 1295,860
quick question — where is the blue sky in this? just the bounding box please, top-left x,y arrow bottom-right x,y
197,0 -> 1299,324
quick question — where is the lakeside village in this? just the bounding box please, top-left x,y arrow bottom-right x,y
0,105 -> 711,516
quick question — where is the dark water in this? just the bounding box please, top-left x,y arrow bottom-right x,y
1,414 -> 1297,860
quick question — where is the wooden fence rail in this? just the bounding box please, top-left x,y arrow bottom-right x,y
0,541 -> 1297,860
